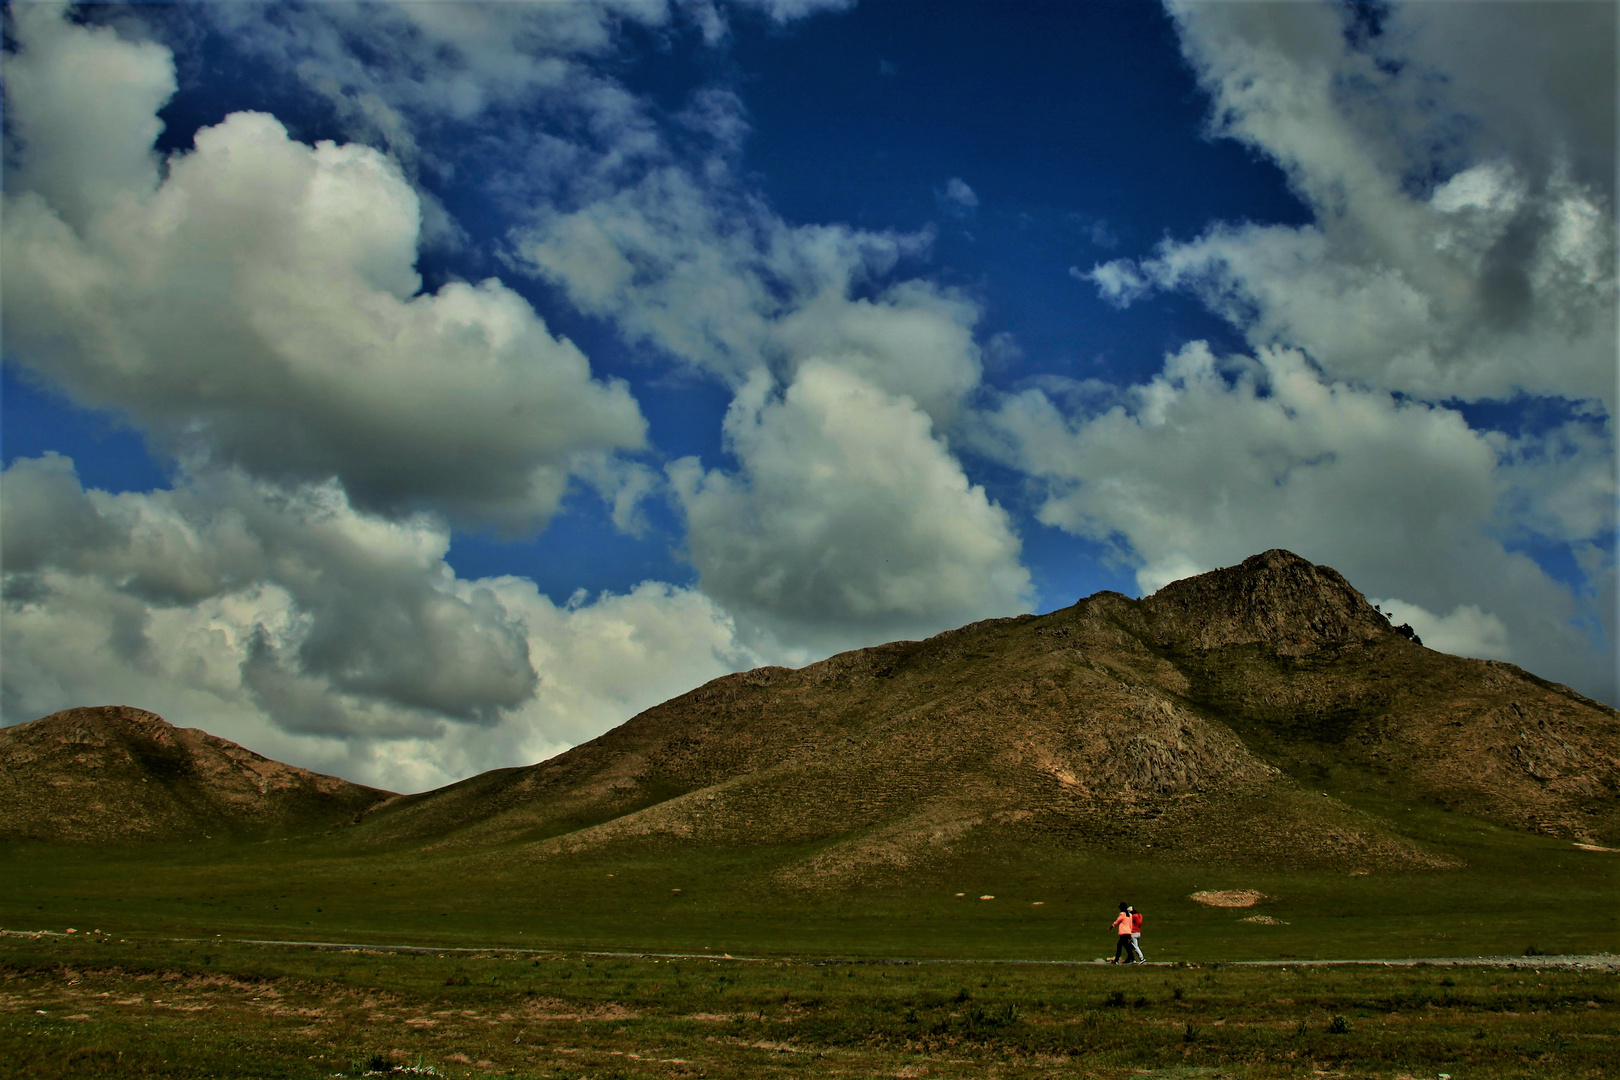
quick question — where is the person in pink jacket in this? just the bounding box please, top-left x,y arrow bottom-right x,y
1108,902 -> 1136,963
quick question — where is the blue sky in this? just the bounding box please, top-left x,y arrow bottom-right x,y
3,0 -> 1615,792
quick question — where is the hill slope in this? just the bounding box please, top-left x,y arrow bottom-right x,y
353,550 -> 1620,882
0,706 -> 395,843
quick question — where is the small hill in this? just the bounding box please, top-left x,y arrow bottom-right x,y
0,705 -> 395,843
354,550 -> 1620,883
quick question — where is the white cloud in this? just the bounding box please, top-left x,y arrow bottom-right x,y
0,0 -> 1036,789
490,577 -> 763,748
1,7 -> 647,533
202,0 -> 667,161
1491,418 -> 1619,546
2,454 -> 536,731
203,0 -> 849,161
770,278 -> 983,422
1090,0 -> 1618,411
730,0 -> 855,22
518,166 -> 979,416
1,455 -> 761,793
1080,260 -> 1149,307
280,0 -> 1018,658
1368,599 -> 1511,662
670,362 -> 1031,654
1391,1 -> 1615,202
940,177 -> 979,216
1,1 -> 174,235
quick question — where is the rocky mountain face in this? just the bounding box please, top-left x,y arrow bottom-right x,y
0,705 -> 394,843
352,550 -> 1620,883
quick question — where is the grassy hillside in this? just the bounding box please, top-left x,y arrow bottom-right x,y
338,552 -> 1620,885
4,797 -> 1615,961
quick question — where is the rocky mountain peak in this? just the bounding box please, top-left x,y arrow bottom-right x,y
1138,549 -> 1390,657
55,704 -> 174,739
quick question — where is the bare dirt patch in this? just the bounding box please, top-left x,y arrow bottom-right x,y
1189,889 -> 1267,908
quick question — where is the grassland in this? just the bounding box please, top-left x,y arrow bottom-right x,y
5,682 -> 1616,1077
4,788 -> 1616,963
4,933 -> 1615,1079
4,810 -> 1616,1078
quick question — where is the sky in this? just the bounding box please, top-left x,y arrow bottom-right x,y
2,0 -> 1615,794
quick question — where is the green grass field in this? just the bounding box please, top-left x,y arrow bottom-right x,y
5,786 -> 1616,1077
4,798 -> 1616,962
3,935 -> 1615,1079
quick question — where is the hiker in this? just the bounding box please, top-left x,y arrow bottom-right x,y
1108,902 -> 1135,963
1128,905 -> 1145,963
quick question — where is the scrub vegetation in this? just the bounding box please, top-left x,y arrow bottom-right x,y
4,935 -> 1615,1079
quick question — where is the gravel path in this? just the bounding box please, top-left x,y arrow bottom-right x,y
7,929 -> 1615,970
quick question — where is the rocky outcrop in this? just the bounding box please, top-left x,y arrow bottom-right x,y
1138,549 -> 1389,657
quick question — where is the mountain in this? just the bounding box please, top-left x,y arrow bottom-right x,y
10,552 -> 1617,879
351,550 -> 1620,883
0,705 -> 394,843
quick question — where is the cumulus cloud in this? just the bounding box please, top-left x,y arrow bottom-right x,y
1085,0 -> 1617,410
1079,260 -> 1147,307
0,454 -> 761,792
1,5 -> 647,533
1,1 -> 174,235
670,362 -> 1030,654
1368,598 -> 1511,663
207,0 -> 1021,658
1,0 -> 1033,792
1393,2 -> 1614,202
3,453 -> 537,732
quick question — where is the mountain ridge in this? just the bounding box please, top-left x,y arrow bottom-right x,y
7,551 -> 1618,882
345,550 -> 1619,884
